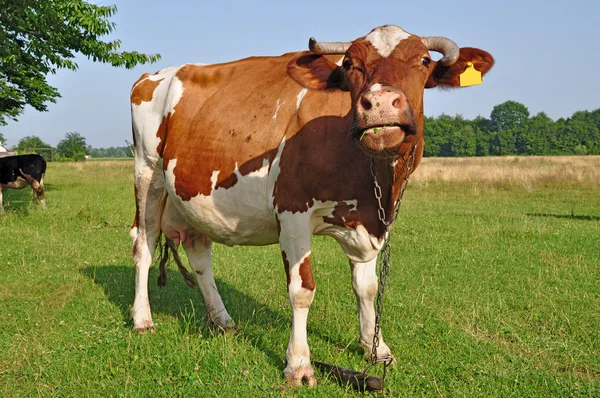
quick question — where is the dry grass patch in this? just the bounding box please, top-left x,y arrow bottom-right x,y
412,155 -> 600,190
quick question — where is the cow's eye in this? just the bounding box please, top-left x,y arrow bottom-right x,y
342,58 -> 353,70
421,57 -> 432,67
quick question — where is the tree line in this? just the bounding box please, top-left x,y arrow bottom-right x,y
0,131 -> 132,161
424,101 -> 600,157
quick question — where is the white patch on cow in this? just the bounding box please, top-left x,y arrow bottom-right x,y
131,67 -> 184,163
296,88 -> 308,110
276,198 -> 384,264
369,83 -> 383,92
273,99 -> 283,120
129,226 -> 139,242
366,25 -> 412,58
163,76 -> 184,117
164,156 -> 278,247
210,170 -> 220,190
336,56 -> 345,66
268,137 -> 287,206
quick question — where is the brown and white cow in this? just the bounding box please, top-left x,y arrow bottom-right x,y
130,25 -> 494,386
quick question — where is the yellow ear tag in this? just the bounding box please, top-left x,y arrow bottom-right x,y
459,62 -> 482,87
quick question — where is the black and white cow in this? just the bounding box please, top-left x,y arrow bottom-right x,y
0,154 -> 47,214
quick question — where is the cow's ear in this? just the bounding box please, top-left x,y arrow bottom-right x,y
426,47 -> 494,89
287,54 -> 346,90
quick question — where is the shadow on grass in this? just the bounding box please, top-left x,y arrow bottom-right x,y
83,264 -> 366,370
1,188 -> 35,215
527,212 -> 600,221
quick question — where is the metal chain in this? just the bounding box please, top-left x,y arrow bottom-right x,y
363,143 -> 418,390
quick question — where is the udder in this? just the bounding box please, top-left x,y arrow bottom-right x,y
161,197 -> 209,248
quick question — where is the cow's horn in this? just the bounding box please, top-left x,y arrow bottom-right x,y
423,36 -> 460,66
308,37 -> 351,55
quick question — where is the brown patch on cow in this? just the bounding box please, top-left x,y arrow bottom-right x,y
299,256 -> 315,291
216,173 -> 238,190
156,114 -> 170,155
323,201 -> 362,229
282,250 -> 291,285
215,155 -> 269,190
131,75 -> 164,105
159,60 -> 298,201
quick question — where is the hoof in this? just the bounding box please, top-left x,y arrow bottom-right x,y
361,340 -> 394,363
284,366 -> 317,388
209,317 -> 236,334
133,320 -> 155,334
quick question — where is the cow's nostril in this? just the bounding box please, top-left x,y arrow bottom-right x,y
360,96 -> 372,111
392,97 -> 402,109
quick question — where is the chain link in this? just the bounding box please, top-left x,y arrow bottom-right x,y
364,143 -> 418,390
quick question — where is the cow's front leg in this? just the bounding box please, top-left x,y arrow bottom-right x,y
350,257 -> 394,362
279,218 -> 317,387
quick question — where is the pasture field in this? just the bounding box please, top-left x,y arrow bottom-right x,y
0,156 -> 599,397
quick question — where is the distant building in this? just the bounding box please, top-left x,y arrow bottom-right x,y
0,142 -> 17,157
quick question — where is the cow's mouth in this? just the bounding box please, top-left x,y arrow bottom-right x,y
356,125 -> 415,158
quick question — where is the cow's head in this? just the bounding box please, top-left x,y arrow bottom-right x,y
288,25 -> 494,159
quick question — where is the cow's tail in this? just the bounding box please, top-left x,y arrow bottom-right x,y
157,234 -> 196,289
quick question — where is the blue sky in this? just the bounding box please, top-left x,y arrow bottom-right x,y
1,0 -> 599,148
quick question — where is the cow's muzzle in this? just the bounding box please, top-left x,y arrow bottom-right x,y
353,87 -> 417,159
356,124 -> 417,158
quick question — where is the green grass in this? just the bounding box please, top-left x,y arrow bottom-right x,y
0,159 -> 598,397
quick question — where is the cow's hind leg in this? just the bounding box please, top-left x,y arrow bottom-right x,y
0,188 -> 4,215
183,237 -> 236,332
350,258 -> 393,362
130,166 -> 166,332
160,197 -> 235,332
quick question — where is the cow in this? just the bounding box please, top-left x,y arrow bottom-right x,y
130,24 -> 494,386
0,154 -> 47,214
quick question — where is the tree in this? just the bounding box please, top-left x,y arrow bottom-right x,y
522,112 -> 554,155
449,124 -> 477,157
490,101 -> 530,132
57,131 -> 87,160
473,116 -> 492,156
0,132 -> 6,145
14,135 -> 53,158
0,1 -> 161,125
423,115 -> 455,157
